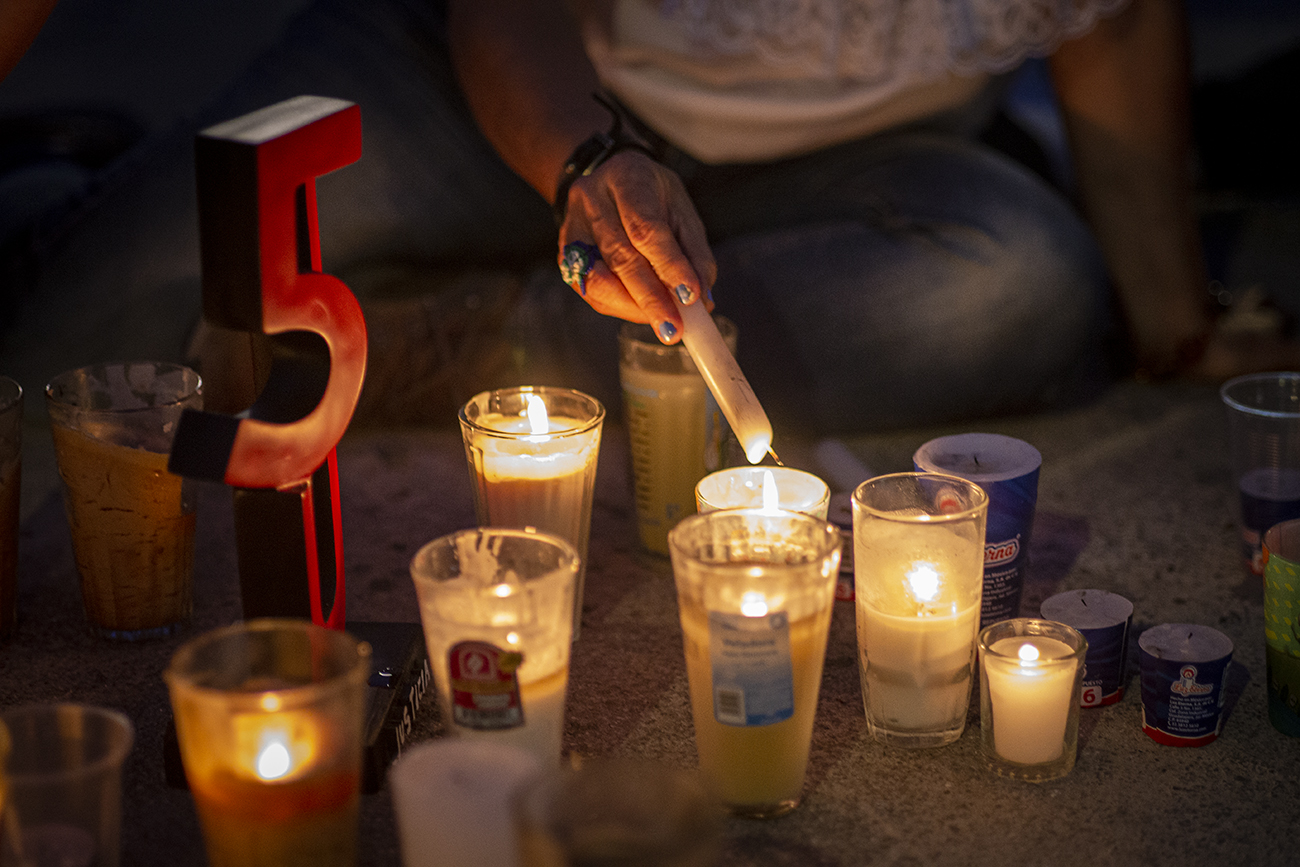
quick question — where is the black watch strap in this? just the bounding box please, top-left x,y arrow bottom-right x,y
553,93 -> 656,225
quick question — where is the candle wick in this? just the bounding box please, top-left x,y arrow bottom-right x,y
768,447 -> 784,467
973,454 -> 980,467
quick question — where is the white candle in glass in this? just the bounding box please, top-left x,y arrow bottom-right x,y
696,467 -> 830,519
984,636 -> 1077,764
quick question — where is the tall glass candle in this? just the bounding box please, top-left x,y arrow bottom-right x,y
165,619 -> 371,867
460,387 -> 603,639
668,508 -> 841,818
409,528 -> 579,767
978,618 -> 1087,781
853,473 -> 988,747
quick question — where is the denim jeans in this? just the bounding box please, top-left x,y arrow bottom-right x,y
2,0 -> 1111,434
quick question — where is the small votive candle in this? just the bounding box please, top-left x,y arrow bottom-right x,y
695,467 -> 830,519
978,618 -> 1087,782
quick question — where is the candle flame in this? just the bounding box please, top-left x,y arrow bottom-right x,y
1018,644 -> 1040,663
761,469 -> 779,513
905,563 -> 940,604
256,735 -> 292,781
525,394 -> 549,435
740,591 -> 769,618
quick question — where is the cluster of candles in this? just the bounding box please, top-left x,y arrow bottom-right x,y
165,379 -> 1234,864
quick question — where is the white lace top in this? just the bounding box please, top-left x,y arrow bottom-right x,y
575,0 -> 1131,163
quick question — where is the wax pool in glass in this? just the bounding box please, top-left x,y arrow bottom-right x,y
409,527 -> 579,767
978,618 -> 1087,782
460,386 -> 603,638
164,619 -> 372,867
852,473 -> 988,747
668,508 -> 841,818
696,466 -> 830,519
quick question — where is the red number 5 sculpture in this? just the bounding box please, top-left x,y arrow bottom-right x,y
168,96 -> 366,630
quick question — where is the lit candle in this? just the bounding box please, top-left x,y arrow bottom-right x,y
668,508 -> 841,818
856,537 -> 981,731
983,636 -> 1078,764
696,467 -> 830,519
853,473 -> 988,746
460,388 -> 604,638
165,620 -> 371,867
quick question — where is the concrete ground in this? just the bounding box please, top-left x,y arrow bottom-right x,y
2,378 -> 1297,866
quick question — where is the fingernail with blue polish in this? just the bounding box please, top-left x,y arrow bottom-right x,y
673,284 -> 695,305
705,286 -> 714,304
657,320 -> 678,342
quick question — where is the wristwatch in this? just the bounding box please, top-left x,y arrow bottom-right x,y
553,92 -> 655,225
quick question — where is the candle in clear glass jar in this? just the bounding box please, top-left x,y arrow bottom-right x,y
165,619 -> 371,867
460,388 -> 604,639
853,473 -> 988,748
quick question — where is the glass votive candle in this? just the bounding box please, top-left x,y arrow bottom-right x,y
164,618 -> 373,867
668,508 -> 842,818
978,618 -> 1088,782
853,473 -> 989,748
460,386 -> 604,639
695,466 -> 830,519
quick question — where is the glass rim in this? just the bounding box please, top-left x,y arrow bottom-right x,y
668,506 -> 843,561
852,471 -> 989,522
45,361 -> 202,413
1220,371 -> 1300,418
458,385 -> 605,438
163,617 -> 373,702
409,526 -> 581,586
0,702 -> 135,783
978,617 -> 1088,663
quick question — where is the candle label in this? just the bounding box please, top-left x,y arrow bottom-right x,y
707,611 -> 795,727
448,641 -> 525,731
1138,625 -> 1233,747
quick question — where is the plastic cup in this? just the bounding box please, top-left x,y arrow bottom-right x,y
667,508 -> 841,818
0,703 -> 135,867
1260,520 -> 1300,737
164,618 -> 372,867
1221,373 -> 1300,575
46,361 -> 202,639
619,319 -> 736,556
0,376 -> 21,641
409,527 -> 579,767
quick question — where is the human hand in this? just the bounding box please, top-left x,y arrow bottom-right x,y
557,149 -> 716,343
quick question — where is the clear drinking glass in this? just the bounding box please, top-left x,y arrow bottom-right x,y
164,618 -> 372,867
410,527 -> 579,767
46,361 -> 202,639
853,472 -> 988,747
668,508 -> 841,818
460,386 -> 602,638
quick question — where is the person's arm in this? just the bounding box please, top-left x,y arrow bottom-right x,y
1049,0 -> 1300,378
446,0 -> 714,342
